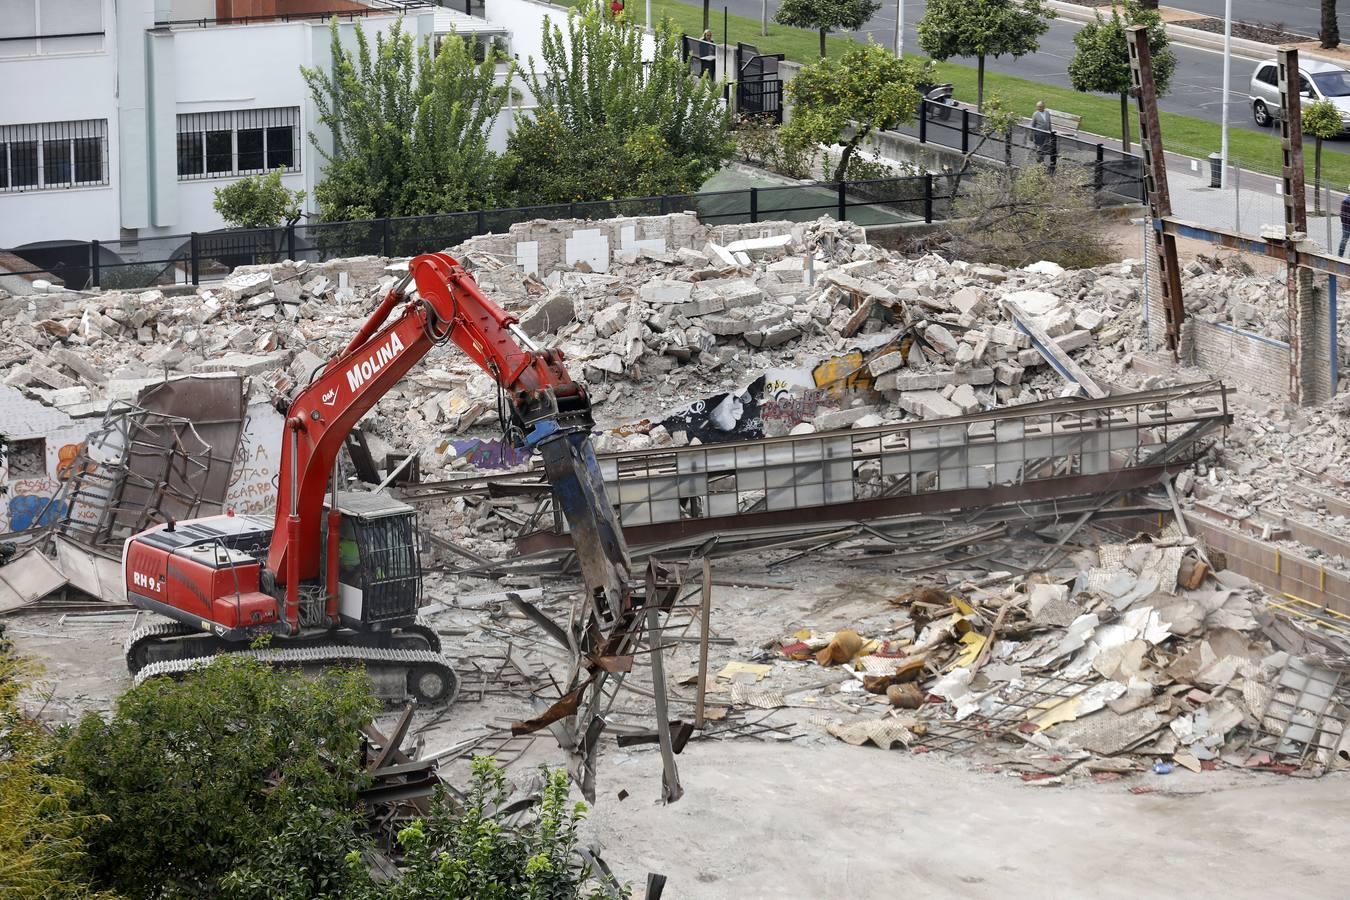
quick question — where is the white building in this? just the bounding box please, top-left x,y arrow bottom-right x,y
0,0 -> 562,254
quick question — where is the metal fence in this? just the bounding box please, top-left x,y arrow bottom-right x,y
2,160 -> 1141,293
0,175 -> 955,292
898,100 -> 1146,205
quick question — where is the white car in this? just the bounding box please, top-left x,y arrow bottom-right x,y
1250,58 -> 1350,132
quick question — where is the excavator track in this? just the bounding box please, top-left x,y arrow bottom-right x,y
124,621 -> 206,675
133,643 -> 459,706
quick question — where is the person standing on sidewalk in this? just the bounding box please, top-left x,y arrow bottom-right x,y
1031,101 -> 1056,173
1340,188 -> 1350,257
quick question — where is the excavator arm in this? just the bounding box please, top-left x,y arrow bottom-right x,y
266,252 -> 630,632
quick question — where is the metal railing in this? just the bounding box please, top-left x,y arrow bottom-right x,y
2,159 -> 1143,292
903,99 -> 1146,205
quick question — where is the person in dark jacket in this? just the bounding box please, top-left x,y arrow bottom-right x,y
1340,189 -> 1350,257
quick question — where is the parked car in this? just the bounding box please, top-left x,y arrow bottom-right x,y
1250,58 -> 1350,131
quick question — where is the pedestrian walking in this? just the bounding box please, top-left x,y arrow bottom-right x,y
1340,188 -> 1350,257
1031,101 -> 1055,173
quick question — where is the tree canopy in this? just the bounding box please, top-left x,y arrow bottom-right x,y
302,17 -> 509,221
1066,1 -> 1174,151
213,168 -> 306,229
785,42 -> 932,182
500,0 -> 732,204
773,0 -> 882,57
916,0 -> 1054,108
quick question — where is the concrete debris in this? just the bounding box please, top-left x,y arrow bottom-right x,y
0,213 -> 1346,588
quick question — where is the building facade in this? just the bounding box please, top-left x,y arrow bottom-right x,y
0,0 -> 530,251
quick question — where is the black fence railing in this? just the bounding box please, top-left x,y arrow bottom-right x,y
1,165 -> 1132,292
903,99 -> 1146,205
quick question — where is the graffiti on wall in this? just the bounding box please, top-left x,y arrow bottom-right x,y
225,400 -> 285,517
6,477 -> 65,531
447,438 -> 531,471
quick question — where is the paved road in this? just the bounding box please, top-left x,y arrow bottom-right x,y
1167,0 -> 1341,39
694,0 -> 1350,160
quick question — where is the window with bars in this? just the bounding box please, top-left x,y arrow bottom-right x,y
176,107 -> 300,180
0,120 -> 108,192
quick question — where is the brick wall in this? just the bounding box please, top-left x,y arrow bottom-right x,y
1186,319 -> 1291,399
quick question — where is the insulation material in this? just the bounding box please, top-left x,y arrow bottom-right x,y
0,549 -> 67,612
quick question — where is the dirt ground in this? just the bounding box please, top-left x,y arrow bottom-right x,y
10,550 -> 1350,899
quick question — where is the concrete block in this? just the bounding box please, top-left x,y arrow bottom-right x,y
705,242 -> 740,268
1036,307 -> 1075,338
519,290 -> 576,337
744,324 -> 802,348
4,362 -> 77,390
897,390 -> 963,420
192,352 -> 289,377
701,315 -> 749,336
1005,289 -> 1060,316
924,323 -> 960,356
593,303 -> 628,338
677,247 -> 710,266
868,351 -> 905,377
814,405 -> 879,430
1018,349 -> 1045,367
713,280 -> 764,308
950,383 -> 979,414
724,233 -> 792,258
1075,308 -> 1105,331
949,287 -> 987,317
875,371 -> 947,392
995,361 -> 1025,385
221,270 -> 273,302
1054,329 -> 1091,352
839,258 -> 880,278
640,280 -> 695,303
49,348 -> 108,385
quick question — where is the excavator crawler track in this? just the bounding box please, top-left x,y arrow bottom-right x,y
124,621 -> 206,675
133,644 -> 459,706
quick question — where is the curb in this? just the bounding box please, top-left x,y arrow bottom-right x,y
1045,1 -> 1332,65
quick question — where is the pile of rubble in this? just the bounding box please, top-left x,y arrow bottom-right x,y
1180,253 -> 1288,339
723,527 -> 1350,781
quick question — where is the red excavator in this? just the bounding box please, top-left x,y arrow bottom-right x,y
122,252 -> 632,704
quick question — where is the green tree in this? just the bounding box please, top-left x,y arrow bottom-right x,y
916,0 -> 1054,110
501,0 -> 732,204
785,42 -> 932,182
1304,99 -> 1343,214
64,656 -> 379,898
773,0 -> 882,58
302,17 -> 509,221
213,168 -> 306,229
1067,1 -> 1174,153
0,635 -> 111,898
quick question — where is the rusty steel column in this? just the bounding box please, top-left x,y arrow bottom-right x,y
1277,46 -> 1321,405
1127,25 -> 1185,360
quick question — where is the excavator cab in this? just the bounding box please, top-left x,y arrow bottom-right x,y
320,492 -> 422,631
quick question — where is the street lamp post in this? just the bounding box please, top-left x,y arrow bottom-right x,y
894,0 -> 904,57
1220,0 -> 1232,188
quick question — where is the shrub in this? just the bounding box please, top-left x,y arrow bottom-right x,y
948,164 -> 1114,269
64,656 -> 380,898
